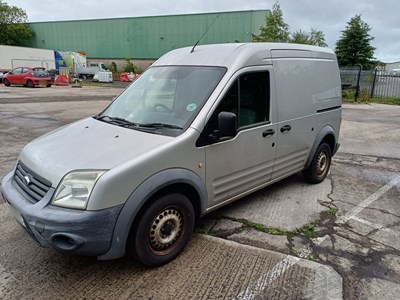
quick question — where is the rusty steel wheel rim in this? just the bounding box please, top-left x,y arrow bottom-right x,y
149,207 -> 183,254
316,150 -> 329,177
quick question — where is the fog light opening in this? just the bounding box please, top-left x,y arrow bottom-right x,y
51,233 -> 84,251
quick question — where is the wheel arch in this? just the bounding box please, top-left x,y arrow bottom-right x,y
305,126 -> 337,169
98,168 -> 207,260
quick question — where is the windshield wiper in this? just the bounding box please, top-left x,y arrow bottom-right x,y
94,115 -> 139,128
138,123 -> 183,130
94,116 -> 183,131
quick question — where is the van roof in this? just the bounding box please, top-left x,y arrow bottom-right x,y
154,43 -> 336,68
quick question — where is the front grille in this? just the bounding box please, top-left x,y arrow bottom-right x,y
13,163 -> 52,203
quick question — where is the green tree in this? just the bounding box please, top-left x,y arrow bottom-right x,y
0,0 -> 34,45
259,1 -> 290,42
291,28 -> 327,47
308,28 -> 327,47
335,15 -> 375,68
259,2 -> 327,47
290,30 -> 309,45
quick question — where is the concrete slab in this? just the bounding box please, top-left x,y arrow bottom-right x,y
206,174 -> 332,231
340,103 -> 400,159
0,228 -> 342,299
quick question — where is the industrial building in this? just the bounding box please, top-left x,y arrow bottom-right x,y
26,10 -> 269,70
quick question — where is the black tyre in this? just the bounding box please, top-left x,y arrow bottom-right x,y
26,80 -> 34,88
3,78 -> 10,86
303,142 -> 332,184
128,193 -> 195,267
46,84 -> 52,87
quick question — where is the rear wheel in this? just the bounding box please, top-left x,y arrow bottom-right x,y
303,142 -> 332,184
3,78 -> 10,86
127,193 -> 195,267
46,84 -> 52,87
26,80 -> 34,88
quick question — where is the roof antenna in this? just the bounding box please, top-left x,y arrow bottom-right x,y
190,14 -> 219,53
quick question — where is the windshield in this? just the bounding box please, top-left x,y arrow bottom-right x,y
97,66 -> 226,136
100,63 -> 108,71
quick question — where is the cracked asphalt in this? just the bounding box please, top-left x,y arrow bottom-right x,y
1,85 -> 399,299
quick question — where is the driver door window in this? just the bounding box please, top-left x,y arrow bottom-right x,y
197,71 -> 270,147
201,70 -> 277,205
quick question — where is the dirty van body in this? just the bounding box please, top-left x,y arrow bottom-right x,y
1,43 -> 341,267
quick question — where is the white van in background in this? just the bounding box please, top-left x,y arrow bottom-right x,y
2,43 -> 341,267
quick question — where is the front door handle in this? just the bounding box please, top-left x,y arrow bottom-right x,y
262,129 -> 275,137
280,125 -> 292,133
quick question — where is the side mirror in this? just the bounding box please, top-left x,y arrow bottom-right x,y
218,111 -> 237,138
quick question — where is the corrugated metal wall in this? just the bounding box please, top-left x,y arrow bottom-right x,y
27,10 -> 268,59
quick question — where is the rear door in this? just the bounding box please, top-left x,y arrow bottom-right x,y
21,68 -> 30,85
198,68 -> 278,207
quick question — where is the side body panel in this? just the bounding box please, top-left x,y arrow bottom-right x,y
271,49 -> 342,181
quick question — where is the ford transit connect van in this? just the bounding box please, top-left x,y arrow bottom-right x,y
1,43 -> 341,267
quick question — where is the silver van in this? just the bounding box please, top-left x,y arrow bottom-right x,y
1,43 -> 341,267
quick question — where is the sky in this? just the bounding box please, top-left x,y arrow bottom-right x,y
4,0 -> 400,62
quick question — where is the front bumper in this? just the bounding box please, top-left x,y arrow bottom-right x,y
1,171 -> 123,257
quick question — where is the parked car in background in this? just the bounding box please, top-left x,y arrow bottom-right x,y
3,67 -> 52,88
0,71 -> 3,83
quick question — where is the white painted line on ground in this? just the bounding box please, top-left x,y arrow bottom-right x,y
336,175 -> 400,225
233,174 -> 400,300
352,216 -> 400,235
232,256 -> 301,300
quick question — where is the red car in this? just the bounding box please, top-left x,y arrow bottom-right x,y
3,67 -> 52,88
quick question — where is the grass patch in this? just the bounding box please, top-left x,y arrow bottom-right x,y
194,227 -> 211,235
306,255 -> 320,262
223,217 -> 294,237
222,217 -> 321,239
369,97 -> 400,105
323,207 -> 338,216
240,219 -> 293,236
295,223 -> 320,238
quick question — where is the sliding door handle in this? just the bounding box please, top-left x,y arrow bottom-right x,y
280,125 -> 292,133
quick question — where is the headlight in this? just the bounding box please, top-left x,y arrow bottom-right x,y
51,170 -> 106,209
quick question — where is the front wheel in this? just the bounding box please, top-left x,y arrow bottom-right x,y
3,78 -> 10,86
127,193 -> 195,267
303,142 -> 332,184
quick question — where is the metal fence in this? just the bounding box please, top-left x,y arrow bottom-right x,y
369,70 -> 400,98
340,67 -> 400,100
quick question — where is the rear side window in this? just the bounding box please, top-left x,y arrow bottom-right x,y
197,71 -> 270,146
